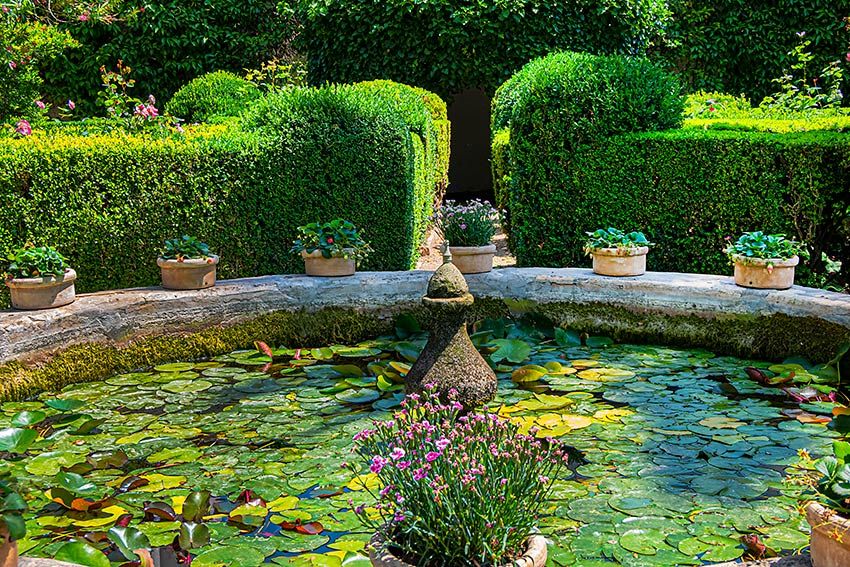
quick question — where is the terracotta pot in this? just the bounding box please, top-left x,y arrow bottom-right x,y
590,247 -> 649,277
0,525 -> 18,567
5,269 -> 76,310
157,256 -> 219,291
301,250 -> 356,277
806,501 -> 850,567
369,532 -> 547,567
732,254 -> 798,290
450,244 -> 497,274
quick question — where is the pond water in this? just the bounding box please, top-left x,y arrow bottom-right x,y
0,320 -> 835,566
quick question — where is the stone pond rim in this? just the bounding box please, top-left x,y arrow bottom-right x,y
0,268 -> 848,401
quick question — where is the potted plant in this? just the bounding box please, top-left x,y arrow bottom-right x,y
725,232 -> 806,290
584,228 -> 652,277
4,245 -> 76,310
434,200 -> 500,274
803,409 -> 850,567
157,236 -> 219,290
1,471 -> 26,567
291,219 -> 371,277
349,385 -> 566,567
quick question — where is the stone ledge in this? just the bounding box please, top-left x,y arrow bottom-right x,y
1,267 -> 848,371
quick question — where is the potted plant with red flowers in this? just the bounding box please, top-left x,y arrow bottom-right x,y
0,470 -> 26,567
584,228 -> 652,277
157,236 -> 219,290
725,232 -> 806,290
433,200 -> 500,274
4,245 -> 76,310
291,219 -> 372,277
349,385 -> 565,567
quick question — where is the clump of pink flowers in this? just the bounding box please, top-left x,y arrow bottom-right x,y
432,199 -> 500,248
350,385 -> 567,565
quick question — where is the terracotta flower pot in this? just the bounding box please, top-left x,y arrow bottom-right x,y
732,254 -> 798,290
590,247 -> 649,277
0,525 -> 18,567
301,250 -> 356,277
157,256 -> 219,291
369,532 -> 547,567
806,501 -> 850,567
5,269 -> 76,310
450,244 -> 497,274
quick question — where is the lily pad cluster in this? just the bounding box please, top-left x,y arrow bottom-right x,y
0,318 -> 839,566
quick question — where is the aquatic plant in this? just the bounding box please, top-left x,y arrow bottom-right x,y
350,385 -> 567,565
0,469 -> 26,541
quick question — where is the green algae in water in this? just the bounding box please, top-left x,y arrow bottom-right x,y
0,327 -> 835,566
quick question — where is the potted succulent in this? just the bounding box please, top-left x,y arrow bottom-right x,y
804,409 -> 850,567
725,232 -> 806,290
433,200 -> 500,274
584,228 -> 652,277
0,471 -> 26,567
726,232 -> 808,289
4,245 -> 76,310
157,236 -> 219,290
349,385 -> 566,567
291,219 -> 371,277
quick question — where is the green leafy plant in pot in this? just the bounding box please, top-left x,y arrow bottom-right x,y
0,470 -> 26,567
157,236 -> 219,290
349,385 -> 565,566
433,200 -> 500,274
3,244 -> 76,310
725,232 -> 807,290
584,228 -> 652,277
291,219 -> 371,277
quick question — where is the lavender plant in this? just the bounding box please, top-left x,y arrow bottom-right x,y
349,386 -> 567,566
434,200 -> 500,247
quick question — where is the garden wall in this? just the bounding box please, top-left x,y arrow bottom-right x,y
0,83 -> 449,306
493,54 -> 850,289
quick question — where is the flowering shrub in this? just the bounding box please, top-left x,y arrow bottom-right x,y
725,232 -> 807,261
97,61 -> 181,132
434,200 -> 500,248
291,219 -> 372,262
350,386 -> 567,565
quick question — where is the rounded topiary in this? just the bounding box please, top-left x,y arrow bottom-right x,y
165,71 -> 261,122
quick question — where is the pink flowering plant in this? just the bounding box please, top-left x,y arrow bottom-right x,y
433,199 -> 500,247
349,385 -> 567,565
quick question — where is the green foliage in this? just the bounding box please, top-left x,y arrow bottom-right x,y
0,82 -> 447,306
43,0 -> 296,115
160,236 -> 213,261
5,245 -> 70,279
683,92 -> 754,120
296,0 -> 671,97
0,6 -> 77,122
814,441 -> 850,516
290,219 -> 372,261
661,0 -> 850,102
494,128 -> 850,289
165,71 -> 262,123
0,470 -> 26,541
434,200 -> 499,248
492,52 -> 683,152
585,228 -> 652,251
725,232 -> 807,261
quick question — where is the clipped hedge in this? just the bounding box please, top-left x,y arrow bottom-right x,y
0,82 -> 448,306
296,0 -> 670,98
165,71 -> 262,122
493,57 -> 850,287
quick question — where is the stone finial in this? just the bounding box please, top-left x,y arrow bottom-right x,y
442,241 -> 452,265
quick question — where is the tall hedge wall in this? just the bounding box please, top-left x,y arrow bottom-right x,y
661,0 -> 850,103
295,0 -> 670,98
493,55 -> 850,288
0,83 -> 448,306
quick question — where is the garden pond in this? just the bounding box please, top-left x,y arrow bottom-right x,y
0,318 -> 838,566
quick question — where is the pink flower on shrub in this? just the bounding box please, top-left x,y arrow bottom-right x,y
34,100 -> 45,109
67,100 -> 76,110
15,120 -> 32,136
8,61 -> 16,70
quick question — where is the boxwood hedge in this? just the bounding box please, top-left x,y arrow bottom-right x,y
0,82 -> 448,306
493,54 -> 850,288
